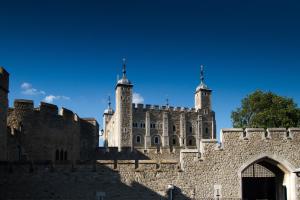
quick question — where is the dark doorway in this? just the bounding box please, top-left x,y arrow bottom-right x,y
243,177 -> 276,199
242,159 -> 287,200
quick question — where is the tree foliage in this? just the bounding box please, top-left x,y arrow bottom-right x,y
231,90 -> 300,128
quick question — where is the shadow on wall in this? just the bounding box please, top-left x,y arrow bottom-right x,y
0,161 -> 191,200
96,147 -> 152,160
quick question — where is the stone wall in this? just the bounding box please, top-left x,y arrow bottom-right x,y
7,100 -> 98,162
131,103 -> 216,149
80,118 -> 99,161
1,128 -> 300,199
0,67 -> 9,161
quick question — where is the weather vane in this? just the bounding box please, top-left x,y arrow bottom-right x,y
122,58 -> 126,77
200,64 -> 204,84
108,96 -> 111,109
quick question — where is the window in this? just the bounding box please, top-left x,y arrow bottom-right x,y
173,125 -> 176,132
172,138 -> 176,145
136,135 -> 141,143
189,127 -> 192,133
60,150 -> 64,161
96,192 -> 106,200
189,139 -> 193,146
64,151 -> 68,161
204,109 -> 208,115
150,123 -> 156,129
154,136 -> 159,144
133,122 -> 138,128
55,150 -> 59,161
205,127 -> 209,134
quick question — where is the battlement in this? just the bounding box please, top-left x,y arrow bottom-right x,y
0,67 -> 9,92
10,99 -> 96,123
81,118 -> 99,127
132,103 -> 195,112
221,128 -> 300,142
96,159 -> 180,172
14,99 -> 34,110
39,102 -> 59,115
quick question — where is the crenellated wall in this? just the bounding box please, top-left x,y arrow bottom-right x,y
0,128 -> 300,199
7,99 -> 99,162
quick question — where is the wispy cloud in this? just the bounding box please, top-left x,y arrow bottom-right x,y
133,93 -> 144,104
44,95 -> 70,103
21,82 -> 70,104
21,82 -> 46,95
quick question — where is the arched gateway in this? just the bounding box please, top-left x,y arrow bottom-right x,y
239,154 -> 297,200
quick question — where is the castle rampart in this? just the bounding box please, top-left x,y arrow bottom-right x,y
1,128 -> 300,199
7,99 -> 99,162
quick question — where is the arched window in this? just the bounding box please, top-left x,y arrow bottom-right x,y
187,136 -> 196,146
189,127 -> 192,133
55,149 -> 59,161
172,138 -> 176,145
136,135 -> 141,143
60,150 -> 64,161
206,127 -> 209,134
64,151 -> 68,161
154,136 -> 160,145
173,125 -> 176,132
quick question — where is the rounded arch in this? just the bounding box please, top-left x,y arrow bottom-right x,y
151,135 -> 161,146
134,134 -> 144,147
186,136 -> 196,147
239,153 -> 297,200
170,135 -> 179,146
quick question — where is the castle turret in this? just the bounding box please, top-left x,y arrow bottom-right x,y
194,65 -> 216,139
103,96 -> 114,148
115,59 -> 133,151
195,65 -> 212,111
0,67 -> 9,161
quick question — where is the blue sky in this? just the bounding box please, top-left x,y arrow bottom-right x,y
1,0 -> 300,142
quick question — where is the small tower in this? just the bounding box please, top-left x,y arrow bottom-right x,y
194,65 -> 212,111
0,67 -> 9,161
115,58 -> 133,151
103,96 -> 114,148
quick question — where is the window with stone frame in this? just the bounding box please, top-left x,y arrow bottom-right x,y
136,135 -> 141,143
154,136 -> 160,144
172,138 -> 176,145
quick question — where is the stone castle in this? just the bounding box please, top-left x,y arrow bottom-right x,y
103,62 -> 216,153
0,65 -> 300,200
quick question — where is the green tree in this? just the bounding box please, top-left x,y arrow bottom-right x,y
231,90 -> 300,128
